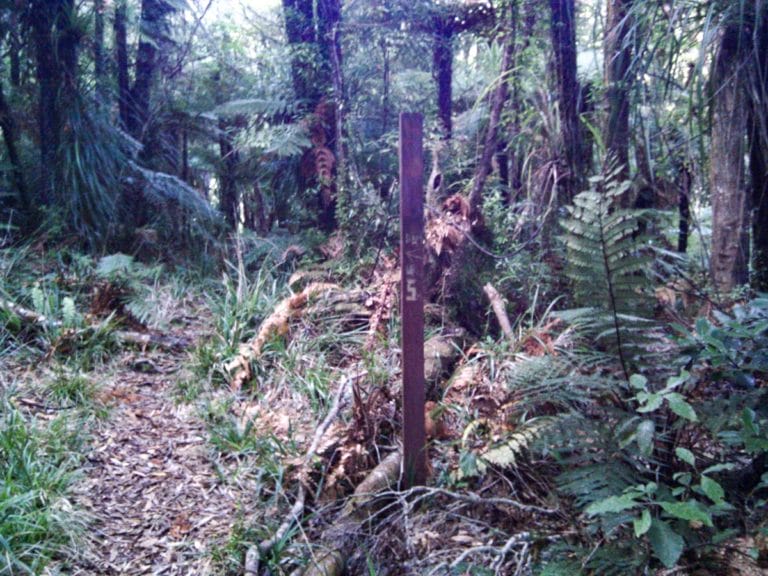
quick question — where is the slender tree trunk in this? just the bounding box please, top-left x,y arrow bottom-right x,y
750,6 -> 768,291
550,0 -> 582,202
31,0 -> 59,205
282,0 -> 316,108
433,18 -> 453,140
710,24 -> 749,293
218,118 -> 239,229
605,0 -> 633,192
677,166 -> 691,254
9,4 -> 21,88
467,22 -> 515,222
0,82 -> 28,209
129,0 -> 175,141
94,0 -> 106,101
114,0 -> 130,128
381,37 -> 390,136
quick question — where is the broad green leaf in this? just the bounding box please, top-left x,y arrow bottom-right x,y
666,370 -> 690,390
633,508 -> 652,537
700,476 -> 725,504
675,447 -> 695,467
586,493 -> 640,516
659,501 -> 713,527
629,374 -> 648,390
703,463 -> 735,475
666,393 -> 698,421
648,519 -> 684,568
636,420 -> 655,457
637,393 -> 664,413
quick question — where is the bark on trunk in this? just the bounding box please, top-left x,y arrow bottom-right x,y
710,24 -> 749,293
129,0 -> 174,141
0,82 -> 28,209
31,0 -> 59,205
114,0 -> 130,129
750,8 -> 768,291
94,0 -> 106,101
218,118 -> 239,230
604,0 -> 633,193
282,0 -> 316,108
678,166 -> 691,254
9,4 -> 21,88
433,18 -> 453,140
467,23 -> 515,222
550,0 -> 582,203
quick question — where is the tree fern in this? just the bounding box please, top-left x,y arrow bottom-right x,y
560,160 -> 655,377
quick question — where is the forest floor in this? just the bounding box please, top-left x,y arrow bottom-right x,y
5,303 -> 263,575
2,246 -> 767,576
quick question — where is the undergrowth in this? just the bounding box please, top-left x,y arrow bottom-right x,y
0,399 -> 87,574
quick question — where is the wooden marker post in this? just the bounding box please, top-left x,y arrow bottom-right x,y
399,112 -> 426,488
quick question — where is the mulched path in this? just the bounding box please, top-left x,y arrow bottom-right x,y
66,329 -> 252,575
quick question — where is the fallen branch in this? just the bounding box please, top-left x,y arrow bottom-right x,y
483,283 -> 514,340
244,369 -> 367,575
226,282 -> 339,392
1,299 -> 188,351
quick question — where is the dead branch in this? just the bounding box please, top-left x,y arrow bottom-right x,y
1,299 -> 188,351
226,282 -> 339,391
483,283 -> 514,340
245,369 -> 367,574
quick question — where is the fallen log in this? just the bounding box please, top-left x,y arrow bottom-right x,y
301,450 -> 403,576
1,299 -> 188,351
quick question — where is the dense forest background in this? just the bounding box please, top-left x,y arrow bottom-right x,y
0,0 -> 767,574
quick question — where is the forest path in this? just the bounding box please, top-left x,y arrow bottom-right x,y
69,319 -> 247,575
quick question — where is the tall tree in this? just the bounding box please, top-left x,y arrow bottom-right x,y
30,0 -> 79,206
282,0 -> 342,230
550,0 -> 583,202
604,0 -> 633,193
128,0 -> 176,142
710,22 -> 749,293
114,0 -> 130,128
749,4 -> 768,291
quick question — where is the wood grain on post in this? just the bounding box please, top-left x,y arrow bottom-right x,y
399,112 -> 427,488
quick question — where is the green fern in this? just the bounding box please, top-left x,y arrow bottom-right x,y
560,159 -> 655,377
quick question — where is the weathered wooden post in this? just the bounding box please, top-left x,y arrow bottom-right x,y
399,112 -> 426,488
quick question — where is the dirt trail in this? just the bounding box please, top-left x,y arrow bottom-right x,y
69,328 -> 247,575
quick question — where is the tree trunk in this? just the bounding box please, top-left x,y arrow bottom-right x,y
94,0 -> 106,101
129,0 -> 175,140
282,0 -> 316,109
677,165 -> 691,254
550,0 -> 582,203
30,0 -> 59,205
114,0 -> 130,128
710,24 -> 749,293
218,118 -> 239,230
0,81 -> 28,209
467,19 -> 515,222
433,18 -> 453,140
9,3 -> 21,88
604,0 -> 633,191
750,7 -> 768,292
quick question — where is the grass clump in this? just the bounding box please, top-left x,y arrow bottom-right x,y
0,400 -> 86,574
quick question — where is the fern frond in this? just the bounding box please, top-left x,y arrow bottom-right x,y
560,159 -> 656,375
481,418 -> 551,469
